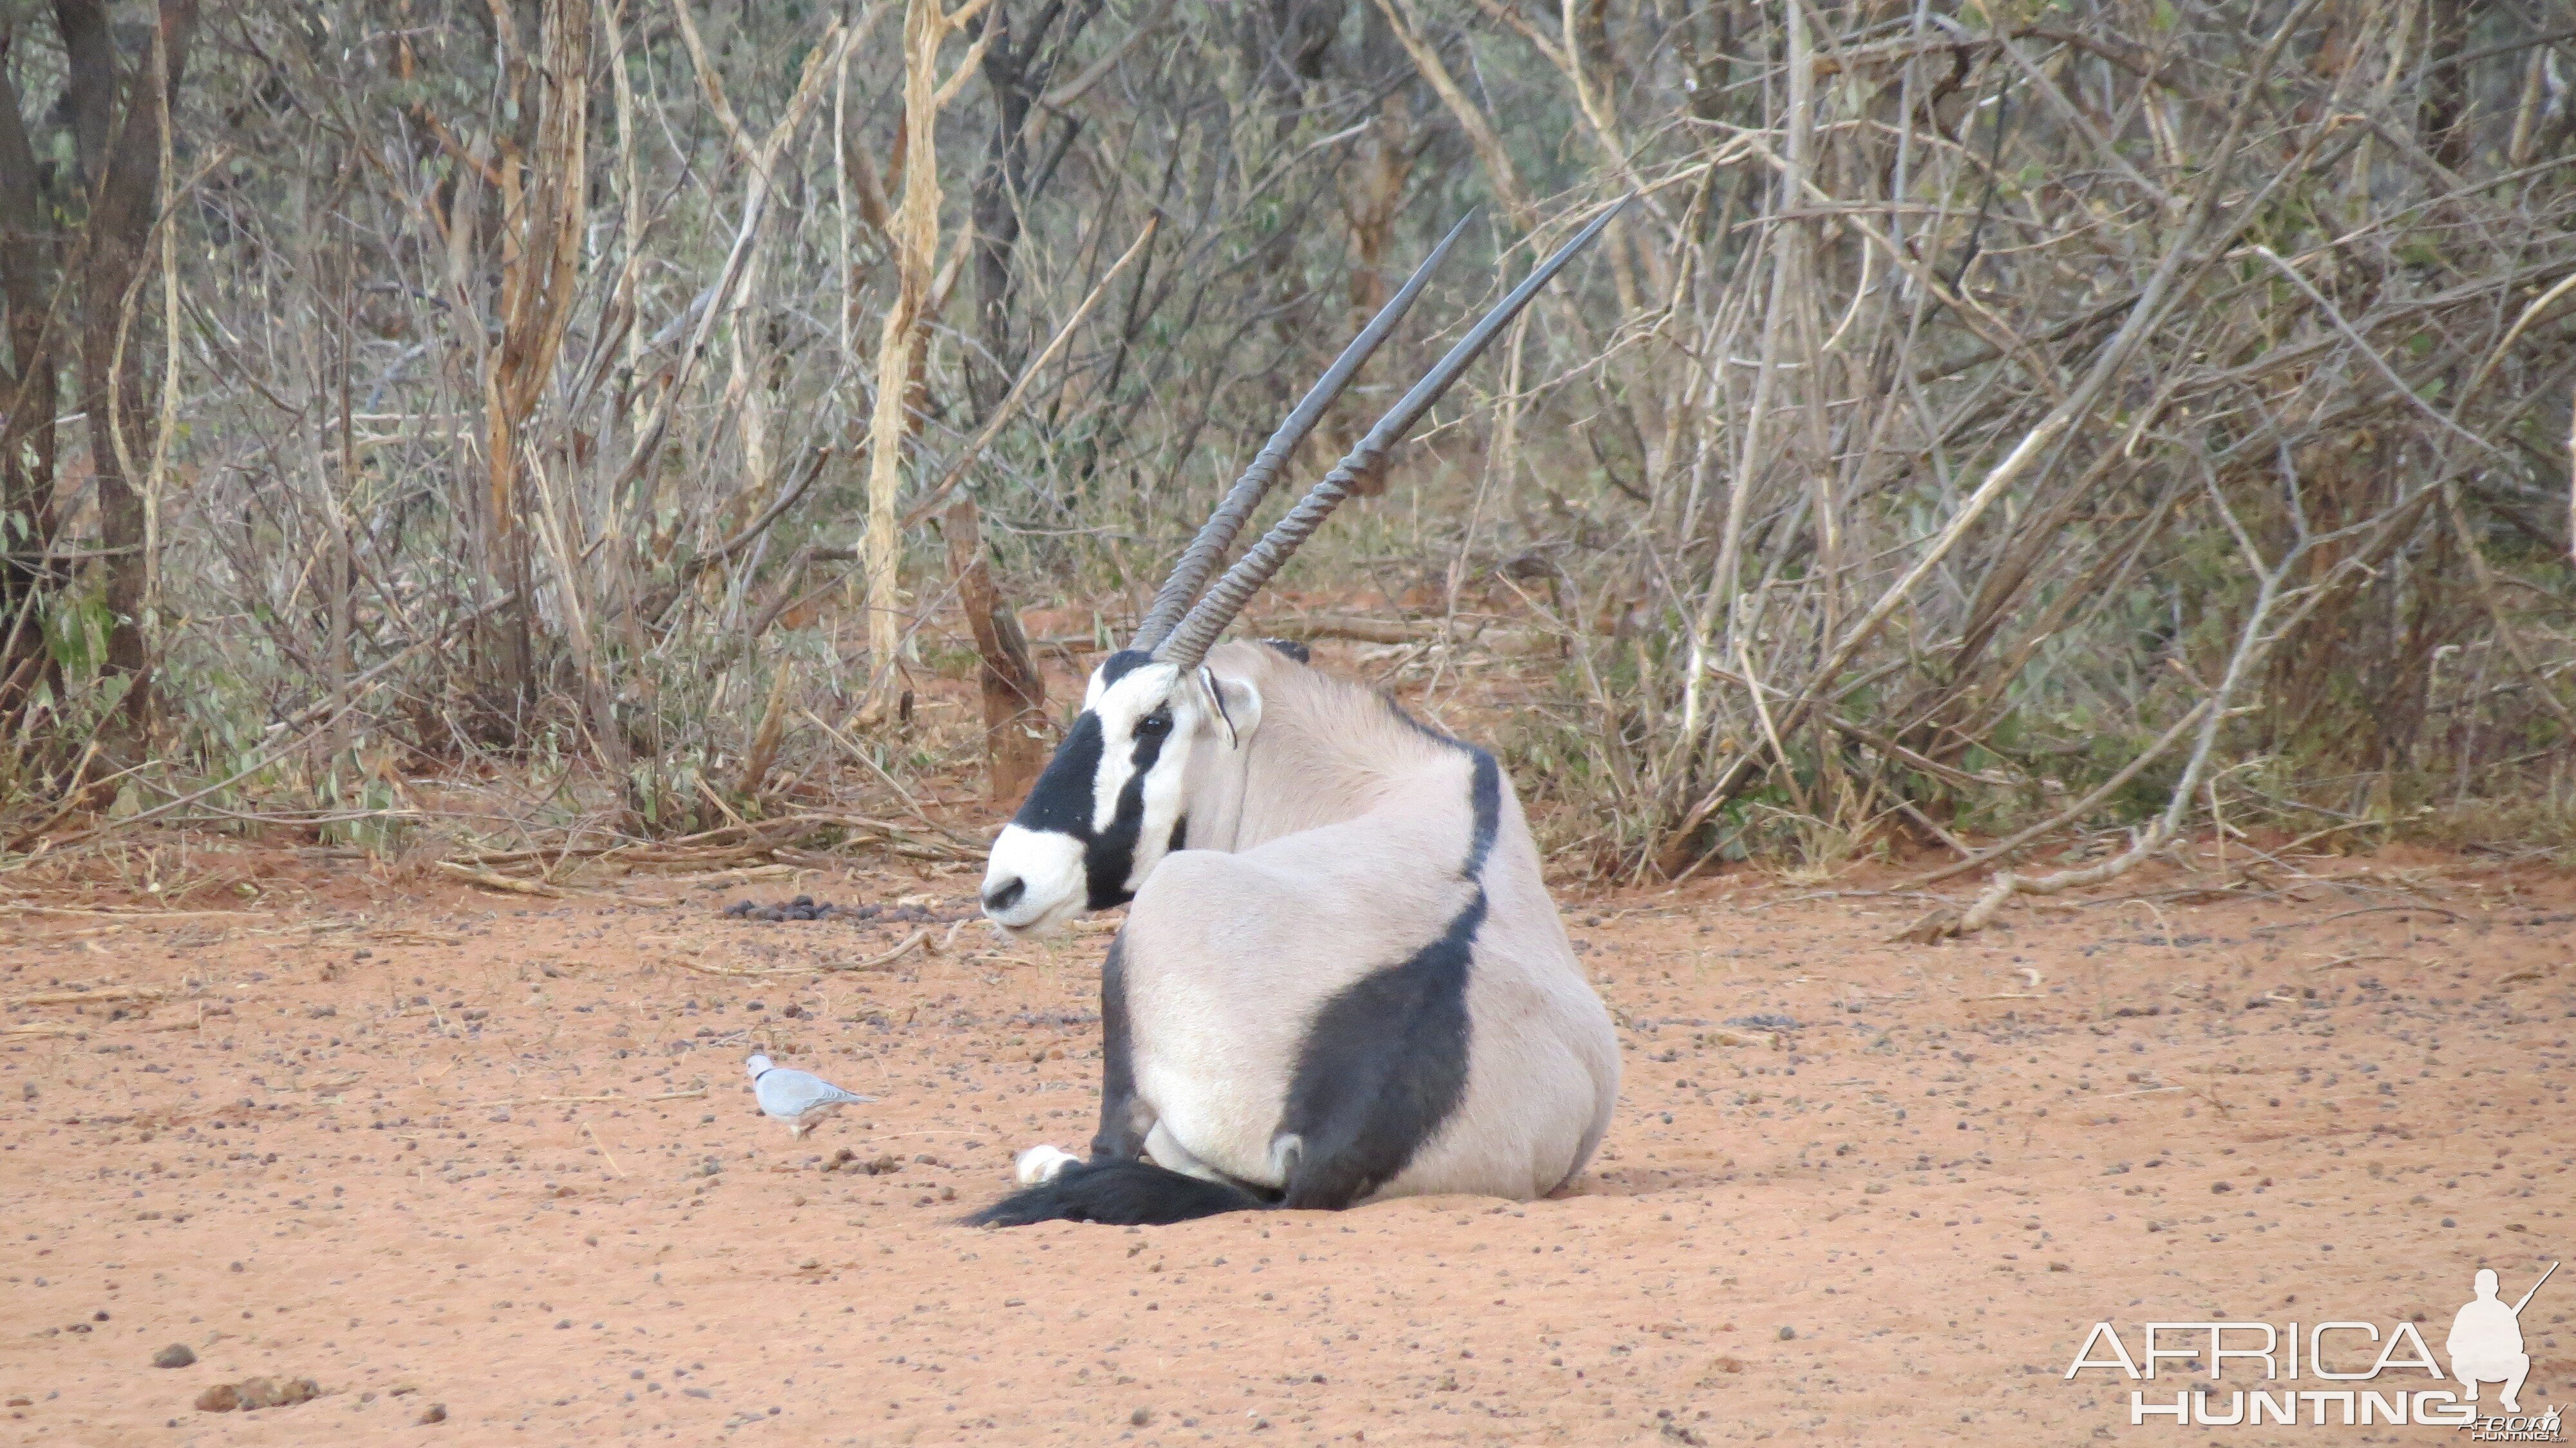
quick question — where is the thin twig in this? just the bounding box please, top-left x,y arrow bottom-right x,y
672,927 -> 933,977
472,1085 -> 709,1109
433,861 -> 569,898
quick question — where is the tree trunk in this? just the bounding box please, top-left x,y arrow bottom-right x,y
0,34 -> 63,722
1334,0 -> 1418,491
968,0 -> 1103,415
860,0 -> 949,710
482,0 -> 591,735
943,497 -> 1047,805
2422,0 -> 2468,170
59,0 -> 200,744
1242,0 -> 1345,453
967,5 -> 1034,417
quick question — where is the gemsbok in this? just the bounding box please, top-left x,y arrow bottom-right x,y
966,205 -> 1627,1226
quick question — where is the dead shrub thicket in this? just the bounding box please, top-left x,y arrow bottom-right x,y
1452,0 -> 2576,880
0,1 -> 2570,877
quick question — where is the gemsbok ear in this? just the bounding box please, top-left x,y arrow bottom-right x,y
1201,667 -> 1262,750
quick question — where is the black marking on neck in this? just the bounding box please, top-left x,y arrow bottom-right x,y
1260,638 -> 1311,665
1384,699 -> 1502,883
1275,887 -> 1482,1208
1461,750 -> 1499,881
751,1065 -> 776,1082
1168,814 -> 1188,854
1097,649 -> 1155,687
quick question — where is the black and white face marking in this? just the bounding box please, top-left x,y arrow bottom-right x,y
980,651 -> 1242,937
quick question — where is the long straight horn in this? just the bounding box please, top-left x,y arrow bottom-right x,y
1158,197 -> 1631,669
1130,214 -> 1475,652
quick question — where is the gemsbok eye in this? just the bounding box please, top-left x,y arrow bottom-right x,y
1136,709 -> 1172,736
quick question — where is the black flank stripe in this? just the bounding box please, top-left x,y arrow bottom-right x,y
1267,694 -> 1508,1208
1276,888 -> 1482,1209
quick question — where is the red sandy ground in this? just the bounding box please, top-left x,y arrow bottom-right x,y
2,846 -> 2570,1446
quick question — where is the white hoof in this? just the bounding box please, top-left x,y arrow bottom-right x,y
1014,1144 -> 1081,1186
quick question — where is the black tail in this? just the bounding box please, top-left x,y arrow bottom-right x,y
961,1159 -> 1265,1227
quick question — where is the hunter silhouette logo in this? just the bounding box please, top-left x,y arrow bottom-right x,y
2450,1264 -> 2552,1414
2063,1260 -> 2560,1433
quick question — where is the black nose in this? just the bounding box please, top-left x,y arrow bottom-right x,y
983,877 -> 1026,913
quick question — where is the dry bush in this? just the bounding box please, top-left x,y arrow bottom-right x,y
1,0 -> 2571,876
1437,0 -> 2576,878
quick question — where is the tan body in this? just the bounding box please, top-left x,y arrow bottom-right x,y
1001,643 -> 1619,1210
968,207 -> 1629,1225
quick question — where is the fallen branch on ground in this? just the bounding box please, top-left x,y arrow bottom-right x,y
434,862 -> 568,898
670,927 -> 932,977
6,987 -> 169,1007
2252,904 -> 2467,935
0,904 -> 263,920
584,1121 -> 627,1177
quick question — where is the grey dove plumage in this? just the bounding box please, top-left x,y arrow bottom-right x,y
745,1054 -> 873,1138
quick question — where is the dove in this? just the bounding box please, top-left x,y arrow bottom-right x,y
745,1054 -> 873,1138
